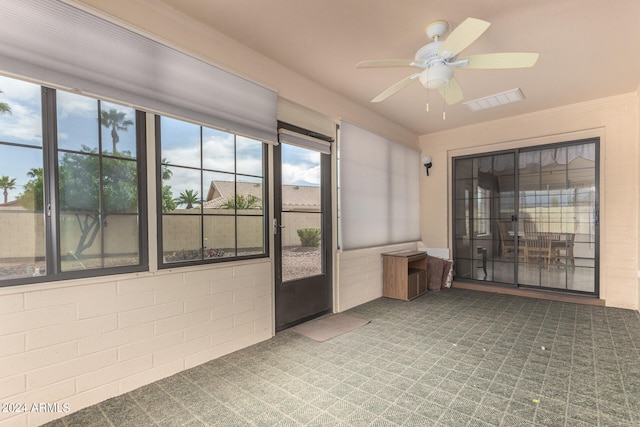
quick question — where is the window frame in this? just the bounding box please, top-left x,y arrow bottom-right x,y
155,116 -> 269,269
0,80 -> 148,287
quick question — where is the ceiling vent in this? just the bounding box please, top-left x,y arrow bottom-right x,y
463,88 -> 524,111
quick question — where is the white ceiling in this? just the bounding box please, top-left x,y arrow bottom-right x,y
159,0 -> 640,136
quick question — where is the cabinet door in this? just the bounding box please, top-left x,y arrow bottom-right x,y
417,270 -> 427,295
407,272 -> 419,300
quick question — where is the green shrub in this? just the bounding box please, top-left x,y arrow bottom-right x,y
297,228 -> 321,247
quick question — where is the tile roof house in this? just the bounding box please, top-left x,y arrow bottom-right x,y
203,181 -> 320,211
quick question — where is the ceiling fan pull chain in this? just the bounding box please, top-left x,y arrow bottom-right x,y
425,89 -> 430,112
442,90 -> 446,120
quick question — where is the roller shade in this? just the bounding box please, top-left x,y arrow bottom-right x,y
277,98 -> 336,139
278,129 -> 332,154
0,0 -> 277,143
339,121 -> 420,249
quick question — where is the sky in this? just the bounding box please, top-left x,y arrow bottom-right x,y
0,74 -> 320,206
0,75 -> 44,202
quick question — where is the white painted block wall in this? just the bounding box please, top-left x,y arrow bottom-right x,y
336,242 -> 417,312
0,260 -> 272,427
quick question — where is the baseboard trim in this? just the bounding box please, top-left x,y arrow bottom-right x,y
452,281 -> 605,306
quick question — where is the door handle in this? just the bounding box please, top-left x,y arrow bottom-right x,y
272,218 -> 285,235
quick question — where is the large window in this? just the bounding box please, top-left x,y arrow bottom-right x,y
157,116 -> 267,266
0,75 -> 146,286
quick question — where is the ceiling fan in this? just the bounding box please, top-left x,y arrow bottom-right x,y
357,18 -> 539,105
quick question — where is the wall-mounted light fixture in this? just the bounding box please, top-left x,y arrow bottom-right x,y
422,155 -> 432,176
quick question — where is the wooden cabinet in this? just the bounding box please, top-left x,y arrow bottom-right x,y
382,250 -> 428,300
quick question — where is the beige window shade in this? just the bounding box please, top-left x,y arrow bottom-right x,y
339,121 -> 421,249
278,129 -> 331,154
277,98 -> 336,139
0,0 -> 277,143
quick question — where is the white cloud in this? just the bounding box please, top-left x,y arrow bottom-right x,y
282,162 -> 320,186
0,103 -> 42,143
56,92 -> 96,119
162,143 -> 201,170
0,77 -> 42,143
0,76 -> 40,104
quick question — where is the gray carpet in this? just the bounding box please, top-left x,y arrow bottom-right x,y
292,313 -> 370,342
44,288 -> 640,426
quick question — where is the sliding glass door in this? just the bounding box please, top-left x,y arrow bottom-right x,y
452,139 -> 599,295
454,152 -> 517,284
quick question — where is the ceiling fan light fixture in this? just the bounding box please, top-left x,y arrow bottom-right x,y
419,66 -> 453,89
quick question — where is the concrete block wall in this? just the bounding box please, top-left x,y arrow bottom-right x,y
0,260 -> 272,426
0,212 -> 44,259
336,242 -> 417,312
281,212 -> 321,247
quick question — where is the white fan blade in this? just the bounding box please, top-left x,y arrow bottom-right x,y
357,59 -> 424,68
371,73 -> 421,103
462,52 -> 539,69
439,77 -> 464,105
438,17 -> 490,59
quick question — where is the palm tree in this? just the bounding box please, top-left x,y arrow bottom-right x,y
220,194 -> 261,210
160,158 -> 176,212
0,89 -> 10,115
0,175 -> 16,204
100,108 -> 133,155
175,189 -> 200,209
161,157 -> 173,181
17,168 -> 43,210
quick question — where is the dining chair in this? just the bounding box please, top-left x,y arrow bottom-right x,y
555,232 -> 575,266
524,227 -> 554,266
497,221 -> 524,261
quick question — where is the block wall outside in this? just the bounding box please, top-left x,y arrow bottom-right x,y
161,211 -> 319,252
0,214 -> 138,259
1,209 -> 320,260
0,212 -> 45,259
280,212 -> 321,247
0,260 -> 272,427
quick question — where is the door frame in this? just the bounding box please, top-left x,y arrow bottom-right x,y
273,122 -> 333,331
451,138 -> 600,296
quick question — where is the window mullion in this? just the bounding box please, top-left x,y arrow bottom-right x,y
97,100 -> 105,268
137,110 -> 149,268
200,125 -> 204,261
41,87 -> 60,275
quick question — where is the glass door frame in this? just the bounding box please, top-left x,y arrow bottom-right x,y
273,122 -> 333,331
452,149 -> 519,287
452,138 -> 600,296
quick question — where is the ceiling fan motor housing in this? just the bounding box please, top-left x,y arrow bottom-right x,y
419,65 -> 453,89
415,41 -> 443,64
415,40 -> 455,89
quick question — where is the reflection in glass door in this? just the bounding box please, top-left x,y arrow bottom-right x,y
280,144 -> 323,282
453,152 -> 517,284
452,139 -> 599,295
517,143 -> 598,293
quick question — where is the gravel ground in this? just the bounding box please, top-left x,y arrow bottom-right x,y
2,247 -> 322,281
282,246 -> 322,281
